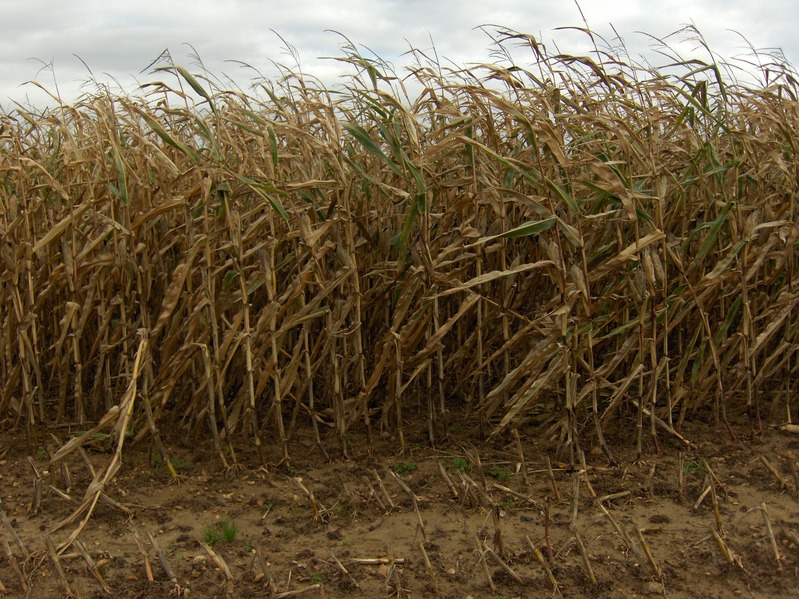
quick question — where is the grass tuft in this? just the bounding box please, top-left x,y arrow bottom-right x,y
219,520 -> 238,543
202,525 -> 220,546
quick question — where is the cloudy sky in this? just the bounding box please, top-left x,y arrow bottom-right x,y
1,0 -> 796,110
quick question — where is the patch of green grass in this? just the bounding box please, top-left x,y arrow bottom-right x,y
683,460 -> 702,475
393,461 -> 417,475
310,572 -> 326,584
489,464 -> 511,482
202,525 -> 220,546
202,520 -> 238,545
219,520 -> 238,542
452,457 -> 471,473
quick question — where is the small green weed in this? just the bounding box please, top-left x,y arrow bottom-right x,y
393,461 -> 417,475
310,572 -> 326,584
489,465 -> 511,482
452,457 -> 471,473
682,460 -> 702,475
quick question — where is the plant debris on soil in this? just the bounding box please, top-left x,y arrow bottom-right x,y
1,418 -> 798,598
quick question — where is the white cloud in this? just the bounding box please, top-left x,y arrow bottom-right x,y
1,0 -> 796,110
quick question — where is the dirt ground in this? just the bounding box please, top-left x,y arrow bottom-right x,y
1,415 -> 798,599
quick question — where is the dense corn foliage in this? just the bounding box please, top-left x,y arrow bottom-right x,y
1,27 -> 798,480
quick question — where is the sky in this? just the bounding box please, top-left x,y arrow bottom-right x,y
1,0 -> 796,111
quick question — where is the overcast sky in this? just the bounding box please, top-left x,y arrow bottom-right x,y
1,0 -> 796,111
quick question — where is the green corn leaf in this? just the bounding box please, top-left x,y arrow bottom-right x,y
174,66 -> 216,114
477,217 -> 557,244
715,294 -> 743,344
546,178 -> 579,213
135,108 -> 200,163
235,174 -> 289,221
402,155 -> 427,196
343,122 -> 403,177
557,218 -> 583,247
268,125 -> 279,168
692,202 -> 734,269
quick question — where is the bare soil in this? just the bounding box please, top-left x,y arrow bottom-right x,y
1,417 -> 798,598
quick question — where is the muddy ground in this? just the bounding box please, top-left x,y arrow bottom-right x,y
1,415 -> 798,598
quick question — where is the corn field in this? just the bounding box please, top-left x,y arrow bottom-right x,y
1,26 -> 798,482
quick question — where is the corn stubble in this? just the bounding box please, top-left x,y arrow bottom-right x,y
1,26 -> 798,538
